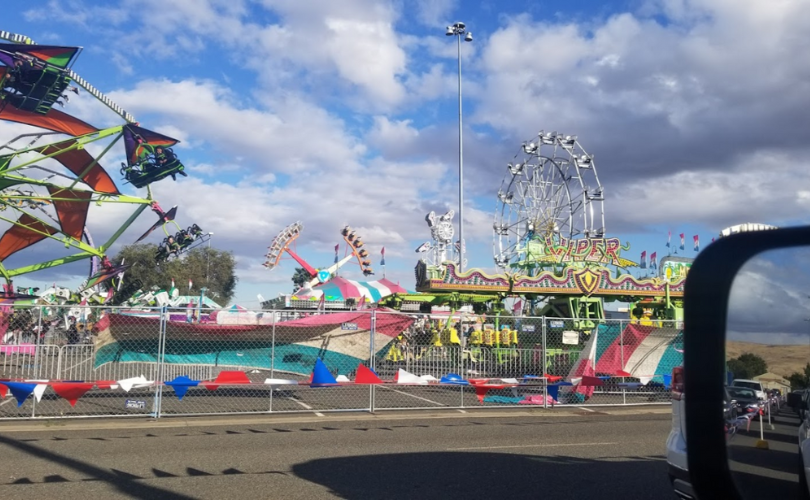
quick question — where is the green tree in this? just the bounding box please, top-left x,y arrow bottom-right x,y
291,267 -> 311,291
787,363 -> 810,390
737,352 -> 768,378
727,352 -> 768,380
727,358 -> 751,380
108,243 -> 237,306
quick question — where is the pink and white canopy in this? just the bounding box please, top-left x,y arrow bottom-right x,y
294,277 -> 409,303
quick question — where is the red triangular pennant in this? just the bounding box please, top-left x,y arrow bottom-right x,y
51,382 -> 94,407
474,385 -> 491,403
355,364 -> 382,384
581,376 -> 605,387
544,374 -> 563,383
214,371 -> 251,384
0,383 -> 7,399
616,370 -> 632,377
200,381 -> 220,391
201,371 -> 251,391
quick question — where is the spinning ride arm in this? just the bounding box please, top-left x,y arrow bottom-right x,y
304,254 -> 354,288
341,225 -> 374,276
285,248 -> 318,277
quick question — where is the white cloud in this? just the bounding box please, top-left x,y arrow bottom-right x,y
412,0 -> 457,27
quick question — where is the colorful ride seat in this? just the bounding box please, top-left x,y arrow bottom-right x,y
1,66 -> 73,115
122,151 -> 187,188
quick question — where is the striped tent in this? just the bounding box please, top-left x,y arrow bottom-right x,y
294,276 -> 410,303
566,323 -> 684,399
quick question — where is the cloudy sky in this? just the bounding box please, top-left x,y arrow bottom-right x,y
2,0 -> 809,343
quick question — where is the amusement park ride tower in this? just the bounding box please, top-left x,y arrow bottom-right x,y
414,131 -> 690,332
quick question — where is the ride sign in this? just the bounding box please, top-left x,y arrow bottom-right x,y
543,235 -> 634,267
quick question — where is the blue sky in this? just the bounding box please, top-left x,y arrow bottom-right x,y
2,1 -> 810,344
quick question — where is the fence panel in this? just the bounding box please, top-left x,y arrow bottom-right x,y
0,307 -> 680,419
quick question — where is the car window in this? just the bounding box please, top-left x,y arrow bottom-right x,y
727,387 -> 756,399
732,381 -> 760,391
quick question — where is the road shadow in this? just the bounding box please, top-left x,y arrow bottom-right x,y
0,434 -> 194,499
293,452 -> 670,500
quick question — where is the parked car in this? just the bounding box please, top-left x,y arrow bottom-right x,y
802,390 -> 810,421
798,392 -> 810,495
731,379 -> 767,402
667,366 -> 739,499
727,386 -> 761,418
789,389 -> 805,411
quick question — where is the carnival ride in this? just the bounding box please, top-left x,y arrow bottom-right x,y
493,131 -> 606,273
0,31 -> 197,303
410,130 -> 690,329
263,222 -> 373,286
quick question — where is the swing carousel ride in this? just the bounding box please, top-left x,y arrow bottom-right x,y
0,30 -> 204,306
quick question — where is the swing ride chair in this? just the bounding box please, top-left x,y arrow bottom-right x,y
0,43 -> 80,116
154,224 -> 208,264
120,145 -> 186,189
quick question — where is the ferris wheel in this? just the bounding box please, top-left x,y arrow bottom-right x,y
492,130 -> 605,272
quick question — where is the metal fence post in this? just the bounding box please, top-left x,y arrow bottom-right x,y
269,309 -> 276,413
153,306 -> 168,418
55,345 -> 63,380
542,316 -> 547,409
620,319 -> 626,405
369,309 -> 376,413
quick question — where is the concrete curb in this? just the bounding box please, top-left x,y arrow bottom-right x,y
0,406 -> 671,433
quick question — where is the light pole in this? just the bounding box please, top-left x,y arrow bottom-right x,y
446,21 -> 472,272
206,232 -> 214,284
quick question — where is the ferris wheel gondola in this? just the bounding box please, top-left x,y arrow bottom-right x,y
493,130 -> 605,273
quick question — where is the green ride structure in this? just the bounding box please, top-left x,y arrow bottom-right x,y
0,30 -> 197,303
406,131 -> 688,332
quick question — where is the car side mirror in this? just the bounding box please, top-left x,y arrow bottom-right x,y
683,226 -> 810,500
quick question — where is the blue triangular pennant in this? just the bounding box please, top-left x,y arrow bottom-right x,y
311,358 -> 337,386
4,381 -> 37,407
440,373 -> 468,385
547,384 -> 560,402
164,375 -> 200,400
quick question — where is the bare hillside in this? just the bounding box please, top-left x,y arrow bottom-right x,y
726,341 -> 809,377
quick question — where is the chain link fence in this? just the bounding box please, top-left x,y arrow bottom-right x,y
0,305 -> 684,419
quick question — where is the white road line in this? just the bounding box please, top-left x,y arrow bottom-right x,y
447,441 -> 620,451
378,386 -> 446,406
577,407 -> 596,412
288,397 -> 325,417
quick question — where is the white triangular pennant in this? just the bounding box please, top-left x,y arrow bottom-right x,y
263,378 -> 299,385
397,369 -> 427,385
117,375 -> 152,392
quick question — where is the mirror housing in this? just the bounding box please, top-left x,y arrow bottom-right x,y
683,225 -> 810,499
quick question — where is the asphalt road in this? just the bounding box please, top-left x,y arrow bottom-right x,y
728,405 -> 803,498
0,408 -> 674,499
